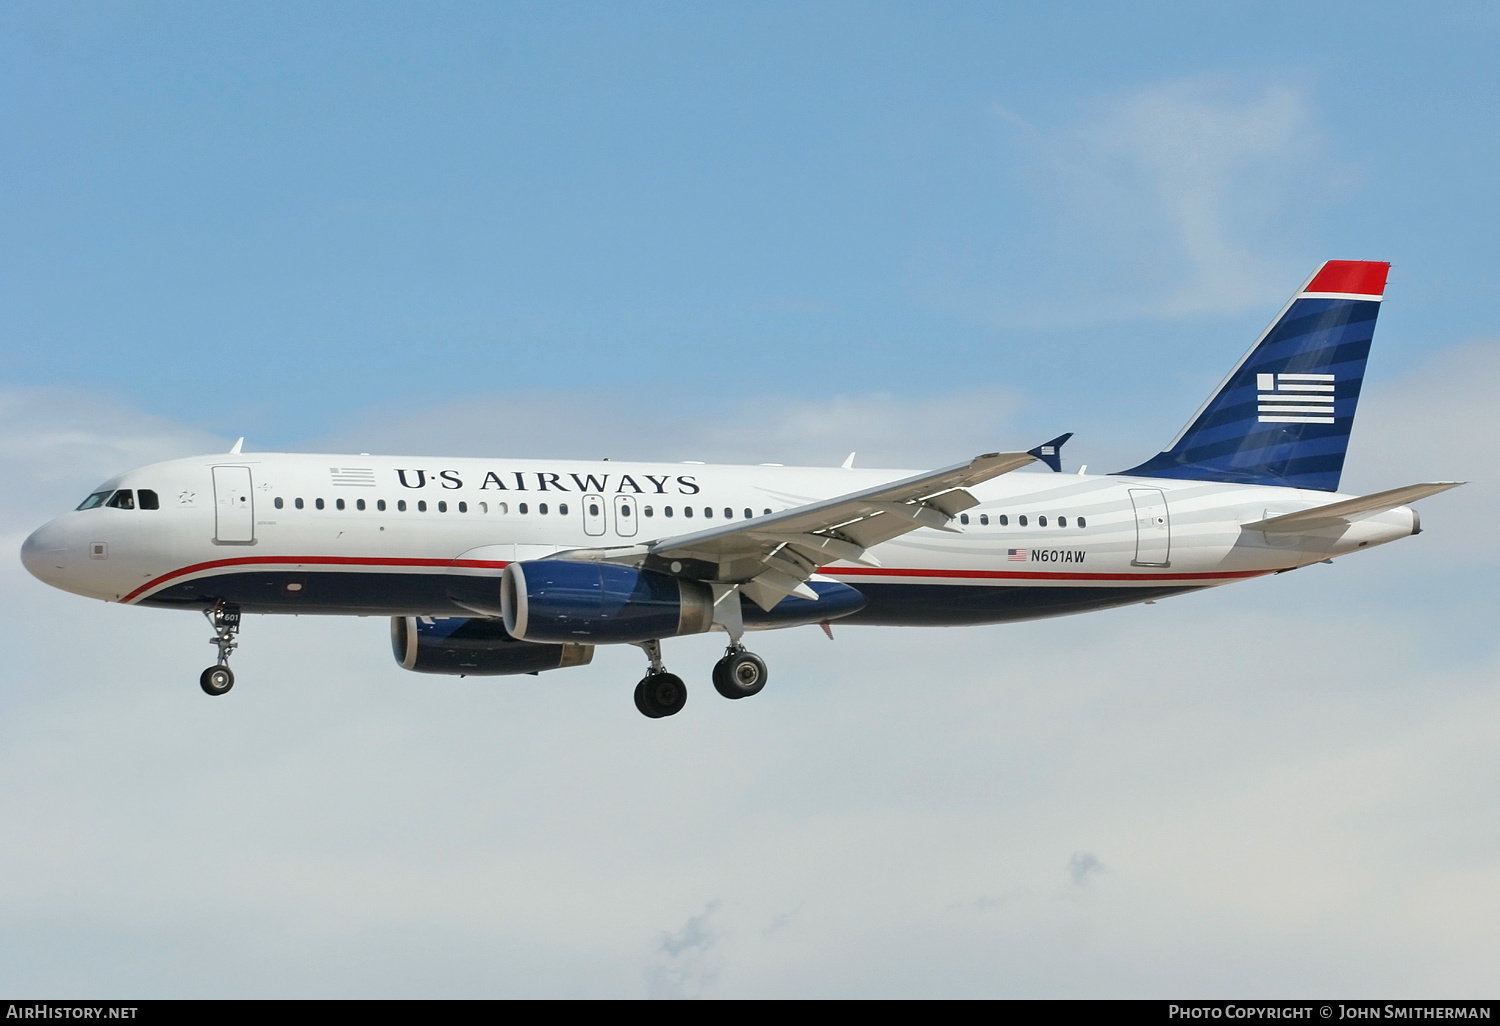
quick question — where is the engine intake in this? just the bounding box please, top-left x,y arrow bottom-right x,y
391,615 -> 593,675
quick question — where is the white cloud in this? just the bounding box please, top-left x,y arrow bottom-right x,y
988,78 -> 1346,324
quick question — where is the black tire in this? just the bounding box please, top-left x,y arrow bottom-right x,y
634,678 -> 664,718
636,672 -> 686,717
721,652 -> 767,699
199,665 -> 234,696
712,656 -> 737,699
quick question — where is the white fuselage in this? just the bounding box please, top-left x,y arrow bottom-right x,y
20,452 -> 1418,627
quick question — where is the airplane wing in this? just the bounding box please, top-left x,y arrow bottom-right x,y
551,450 -> 1037,610
1243,481 -> 1464,532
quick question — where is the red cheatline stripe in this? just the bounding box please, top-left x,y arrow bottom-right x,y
121,555 -> 510,604
123,554 -> 1273,604
1304,260 -> 1389,297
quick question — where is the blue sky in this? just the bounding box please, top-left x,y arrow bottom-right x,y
4,2 -> 1498,449
2,2 -> 1498,997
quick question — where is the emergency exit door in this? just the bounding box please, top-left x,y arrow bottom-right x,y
212,466 -> 255,543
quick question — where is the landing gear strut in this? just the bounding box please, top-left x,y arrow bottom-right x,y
712,645 -> 767,700
199,601 -> 241,696
633,639 -> 687,718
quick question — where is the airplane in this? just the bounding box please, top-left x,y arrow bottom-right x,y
20,260 -> 1461,718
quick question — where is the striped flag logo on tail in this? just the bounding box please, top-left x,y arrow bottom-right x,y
1257,373 -> 1334,425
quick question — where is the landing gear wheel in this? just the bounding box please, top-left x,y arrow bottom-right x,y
713,650 -> 767,700
199,665 -> 234,696
634,672 -> 687,718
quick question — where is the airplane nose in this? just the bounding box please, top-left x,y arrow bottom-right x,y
20,520 -> 71,584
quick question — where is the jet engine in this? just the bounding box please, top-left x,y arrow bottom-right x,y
390,615 -> 593,675
501,560 -> 866,644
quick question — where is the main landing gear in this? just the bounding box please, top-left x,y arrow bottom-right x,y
712,645 -> 768,700
199,600 -> 241,696
631,639 -> 770,718
633,639 -> 687,719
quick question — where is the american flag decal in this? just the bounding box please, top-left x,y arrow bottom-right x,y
1257,373 -> 1334,424
1007,548 -> 1027,561
330,467 -> 377,487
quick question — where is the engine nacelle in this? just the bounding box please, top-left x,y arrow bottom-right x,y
502,560 -> 715,644
501,560 -> 868,643
390,615 -> 593,676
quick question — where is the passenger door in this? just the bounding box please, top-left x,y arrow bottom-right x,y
212,466 -> 255,544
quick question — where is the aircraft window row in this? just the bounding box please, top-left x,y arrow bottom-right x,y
958,512 -> 1086,528
77,489 -> 159,511
272,497 -> 588,516
642,507 -> 773,519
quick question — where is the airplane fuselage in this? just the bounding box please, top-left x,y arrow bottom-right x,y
21,451 -> 1419,626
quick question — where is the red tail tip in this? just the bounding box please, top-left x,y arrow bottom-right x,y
1305,260 -> 1390,297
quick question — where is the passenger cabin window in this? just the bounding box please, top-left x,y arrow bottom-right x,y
518,503 -> 528,514
1077,517 -> 1087,528
274,497 -> 284,510
1058,516 -> 1067,527
743,508 -> 752,519
356,499 -> 366,511
497,502 -> 508,514
398,500 -> 406,511
999,515 -> 1008,526
763,508 -> 771,516
537,503 -> 546,515
644,506 -> 654,517
418,500 -> 428,512
106,490 -> 135,510
459,501 -> 468,513
980,514 -> 989,526
665,506 -> 674,517
336,498 -> 346,511
1038,515 -> 1047,527
558,503 -> 567,515
683,507 -> 693,518
960,513 -> 969,525
76,491 -> 112,511
1018,515 -> 1027,526
378,500 -> 387,511
438,501 -> 448,513
316,498 -> 325,510
138,489 -> 159,510
295,498 -> 305,510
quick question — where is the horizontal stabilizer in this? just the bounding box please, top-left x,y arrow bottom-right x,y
1244,482 -> 1464,532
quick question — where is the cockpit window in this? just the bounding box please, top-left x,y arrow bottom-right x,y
106,490 -> 135,510
76,491 -> 112,511
138,489 -> 159,510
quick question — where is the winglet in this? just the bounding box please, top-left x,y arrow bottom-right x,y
1027,433 -> 1073,473
228,437 -> 244,454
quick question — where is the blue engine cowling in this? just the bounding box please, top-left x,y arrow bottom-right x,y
390,615 -> 593,675
502,560 -> 866,644
503,560 -> 715,644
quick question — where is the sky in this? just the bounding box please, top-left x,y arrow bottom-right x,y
1,1 -> 1497,998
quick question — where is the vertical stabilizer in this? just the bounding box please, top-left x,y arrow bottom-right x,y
1118,260 -> 1388,492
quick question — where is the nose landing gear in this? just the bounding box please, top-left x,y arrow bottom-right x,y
199,601 -> 241,696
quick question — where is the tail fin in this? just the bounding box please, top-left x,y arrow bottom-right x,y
1118,260 -> 1389,492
